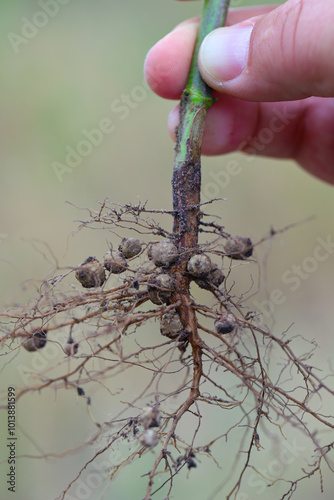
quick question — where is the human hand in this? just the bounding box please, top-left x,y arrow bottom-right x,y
144,1 -> 334,184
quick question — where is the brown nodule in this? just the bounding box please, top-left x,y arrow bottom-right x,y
119,238 -> 142,259
149,241 -> 178,267
23,330 -> 47,352
214,312 -> 236,334
103,250 -> 128,274
75,257 -> 106,288
224,236 -> 253,260
147,273 -> 175,305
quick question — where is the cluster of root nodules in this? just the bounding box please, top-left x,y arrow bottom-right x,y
1,200 -> 333,500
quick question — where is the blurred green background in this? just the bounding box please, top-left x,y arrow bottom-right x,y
1,1 -> 334,499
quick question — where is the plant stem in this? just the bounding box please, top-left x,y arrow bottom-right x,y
148,5 -> 230,497
172,0 -> 231,251
145,8 -> 232,498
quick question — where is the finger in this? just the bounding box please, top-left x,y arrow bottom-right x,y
168,96 -> 334,184
145,22 -> 199,99
144,6 -> 276,99
198,0 -> 334,101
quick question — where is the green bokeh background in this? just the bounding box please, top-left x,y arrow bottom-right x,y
1,1 -> 334,499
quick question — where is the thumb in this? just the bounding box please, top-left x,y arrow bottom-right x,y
198,0 -> 334,101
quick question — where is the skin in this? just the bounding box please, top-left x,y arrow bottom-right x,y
144,1 -> 334,184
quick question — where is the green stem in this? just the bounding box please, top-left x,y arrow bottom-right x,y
172,0 -> 230,250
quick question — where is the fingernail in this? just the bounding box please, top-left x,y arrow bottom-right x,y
199,24 -> 253,83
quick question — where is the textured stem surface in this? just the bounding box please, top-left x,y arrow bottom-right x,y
172,0 -> 231,251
